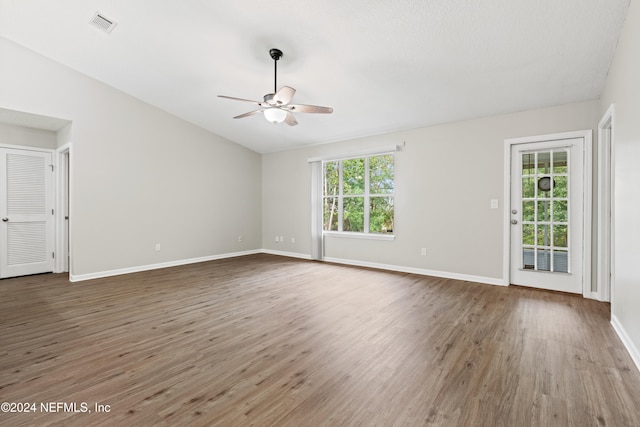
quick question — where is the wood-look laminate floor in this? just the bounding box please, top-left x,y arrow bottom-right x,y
1,254 -> 639,427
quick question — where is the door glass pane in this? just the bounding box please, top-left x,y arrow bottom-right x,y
522,201 -> 535,222
537,152 -> 551,174
553,200 -> 568,223
537,201 -> 551,222
537,249 -> 551,271
522,177 -> 535,198
537,224 -> 551,247
554,225 -> 568,247
553,176 -> 568,198
553,150 -> 568,173
523,248 -> 534,269
522,153 -> 535,175
537,177 -> 553,194
522,224 -> 535,245
519,149 -> 570,273
553,250 -> 569,273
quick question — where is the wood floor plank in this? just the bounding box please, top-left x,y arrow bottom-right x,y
1,254 -> 639,426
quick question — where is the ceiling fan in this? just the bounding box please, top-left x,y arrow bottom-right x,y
218,48 -> 333,126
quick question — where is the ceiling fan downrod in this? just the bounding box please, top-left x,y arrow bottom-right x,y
270,48 -> 283,93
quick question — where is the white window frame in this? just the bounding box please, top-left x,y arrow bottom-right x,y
308,145 -> 400,259
322,153 -> 395,240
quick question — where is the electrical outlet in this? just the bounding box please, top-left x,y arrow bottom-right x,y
291,237 -> 295,243
155,243 -> 161,251
421,248 -> 427,256
275,235 -> 279,243
490,199 -> 499,209
279,235 -> 284,243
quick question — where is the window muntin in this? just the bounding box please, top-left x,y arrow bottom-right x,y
323,154 -> 394,234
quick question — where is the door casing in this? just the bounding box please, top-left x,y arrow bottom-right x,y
596,105 -> 615,303
55,143 -> 71,275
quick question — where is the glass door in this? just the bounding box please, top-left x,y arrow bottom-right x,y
510,138 -> 584,293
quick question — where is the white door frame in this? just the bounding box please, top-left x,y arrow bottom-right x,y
503,130 -> 593,296
596,105 -> 615,303
55,143 -> 71,274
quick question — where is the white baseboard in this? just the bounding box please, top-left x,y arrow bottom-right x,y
611,315 -> 640,373
69,249 -> 261,282
323,256 -> 507,286
260,249 -> 312,260
68,249 -> 505,288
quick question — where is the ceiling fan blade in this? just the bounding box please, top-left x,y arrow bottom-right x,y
284,112 -> 298,126
273,86 -> 296,105
233,109 -> 263,119
289,104 -> 333,114
218,95 -> 263,105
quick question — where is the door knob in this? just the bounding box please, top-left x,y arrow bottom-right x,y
511,219 -> 518,225
1,217 -> 8,222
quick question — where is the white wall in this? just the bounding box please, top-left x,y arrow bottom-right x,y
0,37 -> 262,277
263,101 -> 599,282
56,123 -> 72,148
0,122 -> 57,149
599,0 -> 640,364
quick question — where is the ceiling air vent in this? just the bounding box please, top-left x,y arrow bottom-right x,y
90,12 -> 117,34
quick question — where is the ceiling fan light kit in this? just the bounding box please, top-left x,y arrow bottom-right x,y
263,107 -> 288,124
218,48 -> 333,126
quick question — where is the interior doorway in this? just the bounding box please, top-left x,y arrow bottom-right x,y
0,108 -> 72,279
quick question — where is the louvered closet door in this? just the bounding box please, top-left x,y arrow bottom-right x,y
0,148 -> 54,278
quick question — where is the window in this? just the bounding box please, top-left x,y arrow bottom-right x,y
323,154 -> 394,234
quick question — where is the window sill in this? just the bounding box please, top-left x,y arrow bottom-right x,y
323,231 -> 395,241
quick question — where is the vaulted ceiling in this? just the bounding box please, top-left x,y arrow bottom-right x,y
0,0 -> 630,153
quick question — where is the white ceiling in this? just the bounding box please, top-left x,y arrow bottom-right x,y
0,0 -> 630,153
